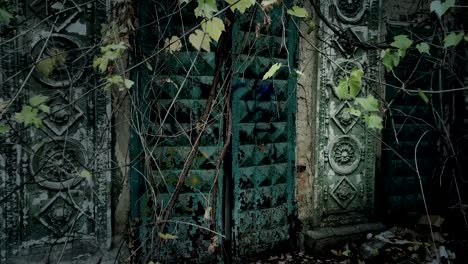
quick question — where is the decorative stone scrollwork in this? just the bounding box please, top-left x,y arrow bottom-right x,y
31,34 -> 86,87
30,139 -> 86,190
334,0 -> 367,24
328,135 -> 362,175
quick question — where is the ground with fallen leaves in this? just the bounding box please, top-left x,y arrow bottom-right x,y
246,226 -> 468,264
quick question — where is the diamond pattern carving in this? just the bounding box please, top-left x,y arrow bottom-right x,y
43,94 -> 83,136
35,193 -> 82,236
330,178 -> 358,209
332,101 -> 358,134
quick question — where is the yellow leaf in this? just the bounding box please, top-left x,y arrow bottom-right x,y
79,170 -> 92,178
164,36 -> 182,53
189,30 -> 211,52
225,0 -> 255,13
262,63 -> 282,80
201,17 -> 225,42
287,6 -> 309,18
158,232 -> 178,240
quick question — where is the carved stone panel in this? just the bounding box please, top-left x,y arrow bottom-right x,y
314,0 -> 382,226
0,0 -> 111,262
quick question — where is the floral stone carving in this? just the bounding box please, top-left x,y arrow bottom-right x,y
328,135 -> 362,175
30,139 -> 86,190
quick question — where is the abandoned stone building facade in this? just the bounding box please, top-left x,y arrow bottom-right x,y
1,0 -> 467,263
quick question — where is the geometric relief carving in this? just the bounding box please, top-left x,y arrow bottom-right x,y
43,93 -> 84,136
31,34 -> 86,87
34,192 -> 83,236
30,139 -> 86,190
331,178 -> 358,209
334,0 -> 367,23
328,135 -> 362,175
332,101 -> 358,133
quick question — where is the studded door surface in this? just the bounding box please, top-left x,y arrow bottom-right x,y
134,1 -> 225,262
231,2 -> 298,257
0,1 -> 111,262
314,0 -> 383,226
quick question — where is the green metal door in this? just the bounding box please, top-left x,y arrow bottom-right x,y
231,2 -> 298,257
133,1 -> 299,261
134,1 -> 225,262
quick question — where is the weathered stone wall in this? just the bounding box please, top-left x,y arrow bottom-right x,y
295,1 -> 319,226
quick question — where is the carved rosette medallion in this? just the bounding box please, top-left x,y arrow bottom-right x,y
31,34 -> 86,87
334,0 -> 367,23
328,135 -> 362,175
332,60 -> 363,98
30,139 -> 86,190
331,178 -> 358,208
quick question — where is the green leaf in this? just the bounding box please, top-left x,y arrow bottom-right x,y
416,42 -> 430,55
348,68 -> 364,99
202,17 -> 225,42
38,104 -> 50,114
189,29 -> 211,52
14,105 -> 43,128
225,0 -> 255,14
391,35 -> 413,57
364,113 -> 383,130
335,78 -> 349,100
158,233 -> 178,240
287,6 -> 309,18
29,95 -> 49,107
36,57 -> 56,78
101,42 -> 127,54
418,89 -> 429,104
0,124 -> 10,134
194,0 -> 218,18
164,36 -> 182,53
430,0 -> 455,18
443,32 -> 464,48
465,34 -> 468,42
380,49 -> 400,72
0,8 -> 13,25
391,35 -> 413,50
79,169 -> 92,178
262,63 -> 282,80
344,107 -> 362,117
355,95 -> 379,112
179,0 -> 191,4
